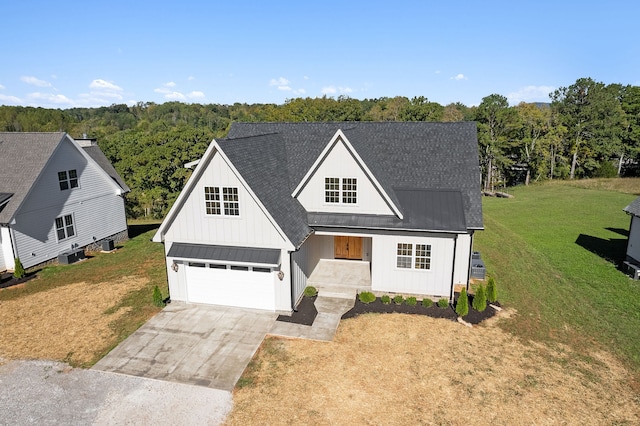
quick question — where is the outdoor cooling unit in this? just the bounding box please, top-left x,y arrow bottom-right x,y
470,251 -> 486,280
102,239 -> 115,252
57,248 -> 86,265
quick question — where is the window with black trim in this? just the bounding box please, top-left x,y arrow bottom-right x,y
205,186 -> 240,216
55,214 -> 75,240
397,243 -> 431,270
58,169 -> 78,191
325,177 -> 357,204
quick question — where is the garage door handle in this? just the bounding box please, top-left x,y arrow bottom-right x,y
346,243 -> 349,250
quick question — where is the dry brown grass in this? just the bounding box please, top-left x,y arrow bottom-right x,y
545,176 -> 640,195
227,312 -> 640,425
0,277 -> 149,366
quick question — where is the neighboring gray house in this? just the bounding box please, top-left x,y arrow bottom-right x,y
624,196 -> 640,279
153,122 -> 483,312
0,133 -> 129,272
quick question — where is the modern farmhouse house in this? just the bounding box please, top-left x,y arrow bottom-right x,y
0,133 -> 129,272
153,122 -> 483,312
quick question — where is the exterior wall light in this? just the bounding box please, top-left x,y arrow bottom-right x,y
277,270 -> 285,281
171,261 -> 179,272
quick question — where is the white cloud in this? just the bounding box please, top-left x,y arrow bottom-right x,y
321,86 -> 353,95
188,76 -> 195,81
89,79 -> 123,91
20,76 -> 52,87
507,85 -> 555,104
451,74 -> 467,81
188,91 -> 205,99
164,91 -> 187,101
26,92 -> 73,105
270,77 -> 290,87
164,81 -> 176,87
0,93 -> 21,103
0,84 -> 5,90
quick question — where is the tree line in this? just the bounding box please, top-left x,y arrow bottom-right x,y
1,77 -> 638,218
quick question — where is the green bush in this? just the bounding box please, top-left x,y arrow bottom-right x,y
358,291 -> 376,304
393,295 -> 404,305
422,298 -> 433,308
593,160 -> 617,178
472,284 -> 487,312
406,296 -> 417,306
486,277 -> 498,303
437,298 -> 449,308
381,295 -> 391,304
13,258 -> 25,279
455,288 -> 469,317
152,285 -> 164,307
304,286 -> 318,297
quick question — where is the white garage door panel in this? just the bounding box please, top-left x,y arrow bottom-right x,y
186,266 -> 275,310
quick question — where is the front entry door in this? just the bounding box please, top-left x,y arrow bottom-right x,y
334,236 -> 363,260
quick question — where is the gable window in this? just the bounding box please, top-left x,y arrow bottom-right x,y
325,177 -> 357,204
58,169 -> 78,191
205,186 -> 240,216
397,243 -> 431,270
55,214 -> 75,241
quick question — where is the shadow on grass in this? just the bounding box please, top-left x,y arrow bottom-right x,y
128,223 -> 160,239
606,227 -> 630,237
575,233 -> 628,266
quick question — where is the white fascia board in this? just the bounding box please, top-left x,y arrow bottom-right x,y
152,138 -> 220,242
291,129 -> 403,219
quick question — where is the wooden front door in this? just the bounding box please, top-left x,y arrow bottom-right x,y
334,236 -> 363,260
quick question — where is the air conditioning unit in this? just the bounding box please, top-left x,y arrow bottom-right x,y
101,239 -> 115,252
58,248 -> 86,265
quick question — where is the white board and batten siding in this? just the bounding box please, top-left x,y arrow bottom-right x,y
628,216 -> 640,263
453,233 -> 472,286
371,234 -> 455,298
10,137 -> 126,269
296,140 -> 394,216
0,227 -> 12,271
163,151 -> 292,312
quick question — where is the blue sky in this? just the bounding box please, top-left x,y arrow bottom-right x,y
1,0 -> 639,108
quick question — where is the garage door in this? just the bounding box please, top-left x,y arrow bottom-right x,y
185,263 -> 275,310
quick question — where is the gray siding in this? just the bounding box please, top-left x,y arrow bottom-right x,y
11,138 -> 127,268
628,216 -> 640,263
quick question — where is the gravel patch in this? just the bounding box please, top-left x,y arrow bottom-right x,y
0,359 -> 232,425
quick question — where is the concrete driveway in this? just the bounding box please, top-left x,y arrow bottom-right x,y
93,303 -> 277,391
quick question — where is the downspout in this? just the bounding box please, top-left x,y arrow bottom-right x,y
449,234 -> 458,303
289,250 -> 297,313
466,231 -> 475,291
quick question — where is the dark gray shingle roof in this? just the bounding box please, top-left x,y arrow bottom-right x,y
82,145 -> 130,192
0,132 -> 66,224
167,242 -> 281,265
624,196 -> 640,217
224,122 -> 483,243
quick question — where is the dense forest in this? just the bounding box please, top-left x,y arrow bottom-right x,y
1,77 -> 639,219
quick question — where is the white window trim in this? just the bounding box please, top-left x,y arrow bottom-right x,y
324,177 -> 358,205
204,186 -> 241,217
395,242 -> 432,271
55,213 -> 76,242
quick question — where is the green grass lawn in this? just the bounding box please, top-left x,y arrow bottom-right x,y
475,178 -> 640,372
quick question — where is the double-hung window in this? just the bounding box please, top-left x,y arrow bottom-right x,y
58,169 -> 78,191
205,186 -> 240,216
55,214 -> 75,241
397,243 -> 431,270
325,177 -> 357,204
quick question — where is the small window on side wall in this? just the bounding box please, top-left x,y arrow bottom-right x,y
58,169 -> 78,191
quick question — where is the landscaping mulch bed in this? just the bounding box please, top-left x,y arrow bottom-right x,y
342,293 -> 499,325
276,296 -> 317,326
0,272 -> 37,289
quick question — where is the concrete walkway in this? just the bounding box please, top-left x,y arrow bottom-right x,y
93,303 -> 277,391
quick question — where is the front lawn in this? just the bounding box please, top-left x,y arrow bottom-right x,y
0,223 -> 166,367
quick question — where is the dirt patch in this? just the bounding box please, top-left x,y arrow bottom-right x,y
0,277 -> 149,366
227,311 -> 640,425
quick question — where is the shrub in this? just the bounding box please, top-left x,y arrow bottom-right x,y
406,296 -> 417,306
393,295 -> 404,305
455,288 -> 469,317
422,298 -> 433,308
593,160 -> 617,178
437,298 -> 449,308
486,277 -> 498,303
358,291 -> 376,304
381,295 -> 391,304
152,285 -> 164,307
472,284 -> 487,312
303,286 -> 318,297
13,258 -> 25,279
